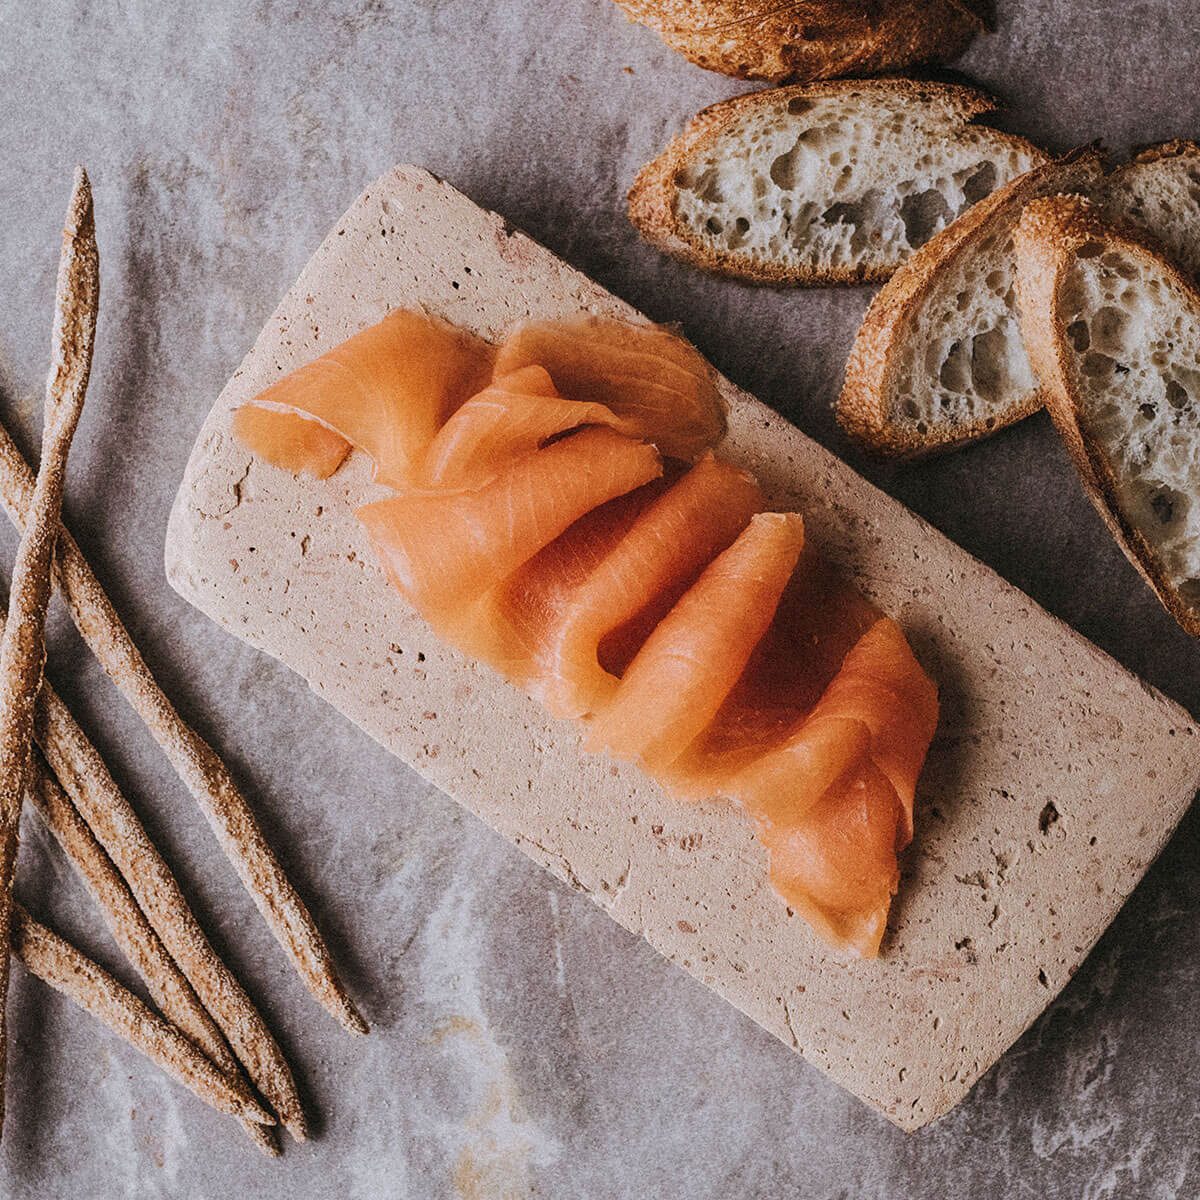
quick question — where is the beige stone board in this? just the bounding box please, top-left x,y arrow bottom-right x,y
165,164 -> 1200,1131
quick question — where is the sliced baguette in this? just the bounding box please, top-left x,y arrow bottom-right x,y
613,0 -> 986,84
837,149 -> 1106,457
1105,140 -> 1200,281
1014,195 -> 1200,638
628,79 -> 1045,286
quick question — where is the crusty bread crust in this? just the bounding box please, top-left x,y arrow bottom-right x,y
1126,138 -> 1200,167
628,78 -> 1043,287
837,148 -> 1106,457
613,0 -> 983,83
1013,195 -> 1200,639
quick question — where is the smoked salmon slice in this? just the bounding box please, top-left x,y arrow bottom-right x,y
236,312 -> 727,486
232,308 -> 939,958
235,309 -> 494,487
355,426 -> 662,622
494,316 -> 727,462
676,543 -> 881,781
451,476 -> 679,692
760,757 -> 904,957
585,512 -> 804,770
726,618 -> 936,836
231,404 -> 352,479
421,453 -> 764,718
718,619 -> 938,955
526,454 -> 763,717
415,365 -> 628,489
789,617 -> 939,845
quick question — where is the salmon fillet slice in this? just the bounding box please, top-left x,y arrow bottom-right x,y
234,309 -> 494,487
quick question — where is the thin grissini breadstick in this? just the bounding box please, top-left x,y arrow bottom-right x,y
10,904 -> 273,1125
27,755 -> 280,1157
0,422 -> 366,1038
24,665 -> 308,1142
27,752 -> 227,1061
0,165 -> 99,1137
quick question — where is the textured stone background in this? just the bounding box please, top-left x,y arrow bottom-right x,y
1,1 -> 1199,1196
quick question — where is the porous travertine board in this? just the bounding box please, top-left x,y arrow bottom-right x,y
165,165 -> 1200,1131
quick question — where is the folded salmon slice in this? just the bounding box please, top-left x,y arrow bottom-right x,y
235,312 -> 728,484
450,476 -> 676,689
586,512 -> 804,769
762,757 -> 904,957
440,454 -> 763,718
535,455 -> 763,717
723,619 -> 938,956
231,404 -> 352,478
415,365 -> 629,489
727,619 -> 936,832
355,426 -> 662,623
494,316 -> 727,462
679,543 -> 881,782
234,309 -> 495,487
788,618 -> 940,845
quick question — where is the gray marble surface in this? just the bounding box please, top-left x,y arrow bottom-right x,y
1,1 -> 1199,1196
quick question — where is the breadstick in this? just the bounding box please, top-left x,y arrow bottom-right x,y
0,572 -> 305,1138
0,424 -> 366,1038
10,904 -> 273,1125
25,667 -> 308,1141
27,755 -> 280,1157
0,166 -> 99,1136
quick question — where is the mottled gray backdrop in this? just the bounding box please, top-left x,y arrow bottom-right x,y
1,1 -> 1199,1197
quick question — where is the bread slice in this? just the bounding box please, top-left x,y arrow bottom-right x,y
167,165 -> 1200,1131
612,0 -> 987,84
837,149 -> 1106,456
1014,195 -> 1200,638
1105,141 -> 1200,280
628,79 -> 1045,286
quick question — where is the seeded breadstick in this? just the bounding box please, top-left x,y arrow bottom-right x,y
0,422 -> 365,1038
10,904 -> 273,1124
0,166 -> 99,1136
24,667 -> 307,1141
27,755 -> 280,1157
